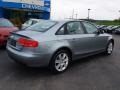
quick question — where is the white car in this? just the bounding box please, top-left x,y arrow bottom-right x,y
22,19 -> 43,29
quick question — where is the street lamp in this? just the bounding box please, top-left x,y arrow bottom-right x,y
72,9 -> 74,19
88,9 -> 91,20
118,10 -> 120,25
75,14 -> 78,19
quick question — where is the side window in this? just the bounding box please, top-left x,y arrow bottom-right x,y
82,22 -> 98,34
67,22 -> 84,34
57,25 -> 65,35
32,21 -> 37,25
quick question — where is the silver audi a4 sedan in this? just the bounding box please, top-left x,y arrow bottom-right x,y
7,20 -> 114,73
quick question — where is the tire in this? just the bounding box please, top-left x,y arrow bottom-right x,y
49,50 -> 71,74
105,41 -> 114,55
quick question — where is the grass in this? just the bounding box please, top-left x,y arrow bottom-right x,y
95,20 -> 120,25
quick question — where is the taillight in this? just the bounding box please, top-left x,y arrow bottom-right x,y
17,38 -> 38,48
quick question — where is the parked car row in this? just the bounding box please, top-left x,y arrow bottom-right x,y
97,25 -> 120,34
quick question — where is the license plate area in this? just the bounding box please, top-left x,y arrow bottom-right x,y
9,38 -> 23,51
10,39 -> 16,47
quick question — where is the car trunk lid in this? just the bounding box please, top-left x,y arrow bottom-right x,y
8,30 -> 41,51
15,30 -> 43,37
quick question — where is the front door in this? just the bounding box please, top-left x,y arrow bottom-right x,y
81,21 -> 108,53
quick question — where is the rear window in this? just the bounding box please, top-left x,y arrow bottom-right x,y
24,20 -> 32,25
26,20 -> 57,32
0,19 -> 14,27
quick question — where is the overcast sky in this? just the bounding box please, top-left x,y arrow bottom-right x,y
51,0 -> 120,20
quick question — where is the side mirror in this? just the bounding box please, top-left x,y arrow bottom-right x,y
95,29 -> 104,35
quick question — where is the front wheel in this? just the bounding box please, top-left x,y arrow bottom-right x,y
49,50 -> 71,73
105,41 -> 114,55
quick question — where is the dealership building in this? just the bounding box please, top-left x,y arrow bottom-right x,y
0,0 -> 50,26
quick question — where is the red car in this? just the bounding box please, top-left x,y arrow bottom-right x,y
0,18 -> 18,47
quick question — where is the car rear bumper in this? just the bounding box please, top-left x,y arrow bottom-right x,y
114,30 -> 120,34
7,46 -> 52,67
107,30 -> 113,33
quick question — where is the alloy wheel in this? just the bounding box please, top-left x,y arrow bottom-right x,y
55,53 -> 69,72
107,42 -> 113,54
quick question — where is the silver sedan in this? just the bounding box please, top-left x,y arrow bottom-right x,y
7,20 -> 114,73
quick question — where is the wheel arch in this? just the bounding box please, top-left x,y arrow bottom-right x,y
51,46 -> 73,60
109,39 -> 114,46
108,36 -> 114,46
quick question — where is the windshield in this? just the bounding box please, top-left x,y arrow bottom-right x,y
0,19 -> 14,27
26,20 -> 57,32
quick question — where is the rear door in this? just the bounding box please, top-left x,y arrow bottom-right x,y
57,21 -> 90,57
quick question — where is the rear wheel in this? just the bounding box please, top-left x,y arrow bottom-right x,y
49,50 -> 71,73
105,41 -> 114,55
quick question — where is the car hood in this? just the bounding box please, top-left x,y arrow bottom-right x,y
0,27 -> 18,35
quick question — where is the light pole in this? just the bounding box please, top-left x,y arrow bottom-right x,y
75,14 -> 78,19
118,10 -> 120,25
72,9 -> 74,19
88,9 -> 91,20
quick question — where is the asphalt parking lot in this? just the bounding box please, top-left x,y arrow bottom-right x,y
0,35 -> 120,90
